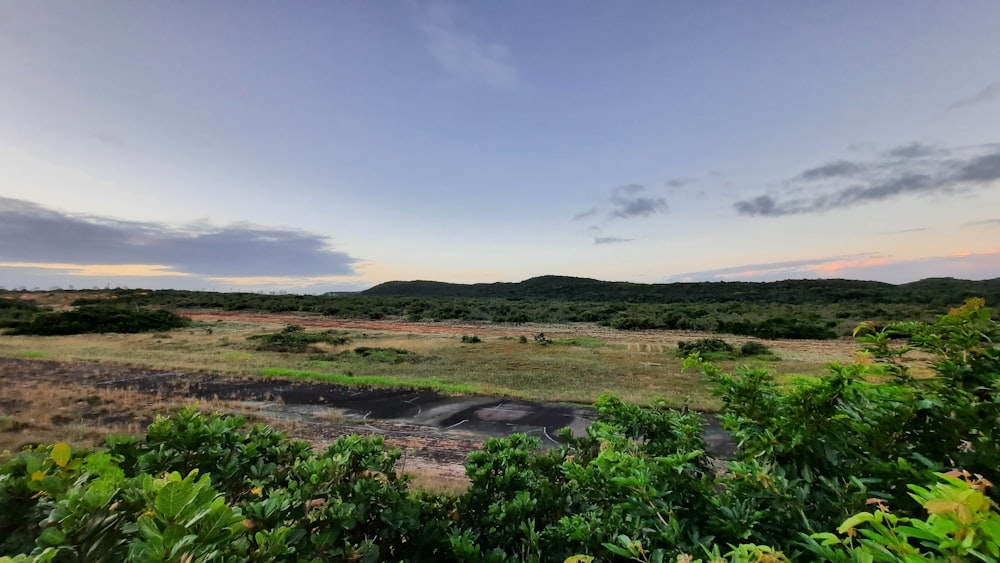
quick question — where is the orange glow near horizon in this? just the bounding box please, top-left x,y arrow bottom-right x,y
811,256 -> 890,275
0,262 -> 189,277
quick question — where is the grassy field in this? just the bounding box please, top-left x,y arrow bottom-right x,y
0,318 -> 861,410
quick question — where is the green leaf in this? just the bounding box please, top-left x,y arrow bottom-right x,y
602,543 -> 632,557
811,532 -> 842,546
37,526 -> 66,546
837,512 -> 876,534
154,480 -> 196,520
136,516 -> 162,541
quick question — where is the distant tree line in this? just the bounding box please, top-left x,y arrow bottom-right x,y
4,274 -> 997,339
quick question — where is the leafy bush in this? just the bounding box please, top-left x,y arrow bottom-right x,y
801,470 -> 1000,562
1,408 -> 447,561
0,298 -> 41,330
247,324 -> 351,352
5,305 -> 189,335
739,340 -> 773,357
461,335 -> 482,343
350,346 -> 417,363
676,338 -> 735,360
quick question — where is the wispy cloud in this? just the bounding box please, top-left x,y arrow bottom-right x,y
594,236 -> 633,245
797,160 -> 867,181
665,254 -> 886,282
419,1 -> 519,89
609,184 -> 669,219
666,251 -> 1000,284
878,227 -> 928,235
884,143 -> 941,159
963,218 -> 1000,228
949,82 -> 1000,110
0,197 -> 358,277
572,208 -> 599,221
735,142 -> 1000,217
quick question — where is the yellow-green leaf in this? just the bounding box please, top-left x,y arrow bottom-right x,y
923,498 -> 960,516
50,442 -> 71,468
837,512 -> 875,534
31,471 -> 45,481
565,557 -> 594,563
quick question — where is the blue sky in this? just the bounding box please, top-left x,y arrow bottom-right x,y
2,1 -> 999,292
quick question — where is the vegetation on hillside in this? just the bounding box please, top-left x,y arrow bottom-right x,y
10,282 -> 988,339
1,299 -> 997,561
361,275 -> 1000,306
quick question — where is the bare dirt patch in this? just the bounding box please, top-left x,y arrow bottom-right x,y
0,358 -> 486,480
0,356 -> 735,488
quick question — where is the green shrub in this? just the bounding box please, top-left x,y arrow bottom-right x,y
461,335 -> 482,343
739,341 -> 772,356
0,298 -> 41,330
350,346 -> 417,363
247,325 -> 351,353
676,338 -> 736,360
6,305 -> 189,335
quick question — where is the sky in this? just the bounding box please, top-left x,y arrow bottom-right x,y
2,1 -> 1000,293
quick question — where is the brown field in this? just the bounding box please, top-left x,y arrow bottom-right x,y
0,308 -> 864,490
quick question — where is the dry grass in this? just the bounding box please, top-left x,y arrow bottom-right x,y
0,368 -> 308,461
0,377 -> 475,493
312,409 -> 347,424
0,377 -> 180,456
403,463 -> 470,495
0,319 -> 860,410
